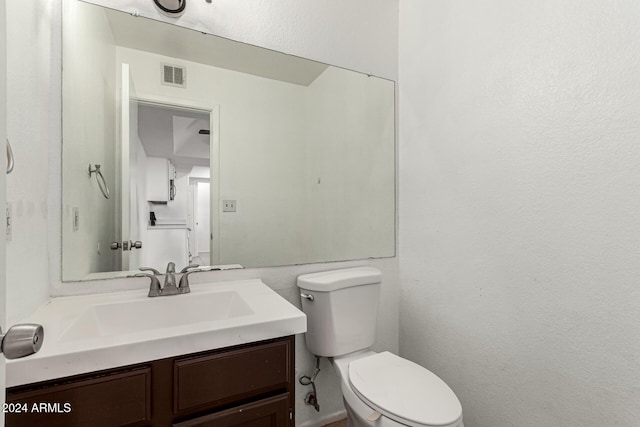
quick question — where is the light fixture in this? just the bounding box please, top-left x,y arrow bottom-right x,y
153,0 -> 186,17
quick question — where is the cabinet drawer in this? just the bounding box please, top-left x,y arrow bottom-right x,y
173,393 -> 290,427
174,339 -> 291,413
6,367 -> 151,427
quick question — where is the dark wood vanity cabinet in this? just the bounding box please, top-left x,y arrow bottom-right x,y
6,336 -> 295,427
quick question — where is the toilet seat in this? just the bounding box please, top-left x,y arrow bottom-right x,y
348,352 -> 462,427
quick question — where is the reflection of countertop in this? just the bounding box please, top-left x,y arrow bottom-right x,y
82,270 -> 140,281
192,264 -> 244,271
148,219 -> 188,230
7,279 -> 306,387
81,265 -> 244,281
147,224 -> 189,230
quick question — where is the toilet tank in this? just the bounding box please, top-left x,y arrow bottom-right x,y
297,267 -> 381,357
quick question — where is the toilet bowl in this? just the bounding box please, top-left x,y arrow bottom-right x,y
332,351 -> 463,427
297,267 -> 464,427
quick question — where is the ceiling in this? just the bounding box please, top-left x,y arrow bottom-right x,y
104,8 -> 329,86
137,103 -> 210,170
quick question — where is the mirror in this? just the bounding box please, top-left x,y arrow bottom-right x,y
62,0 -> 395,282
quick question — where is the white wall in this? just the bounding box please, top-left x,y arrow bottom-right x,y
5,1 -> 399,426
5,0 -> 60,323
83,0 -> 397,81
306,67 -> 395,262
122,47 -> 396,270
399,1 -> 640,426
61,0 -> 117,279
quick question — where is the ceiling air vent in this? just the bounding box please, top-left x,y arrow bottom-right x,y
161,64 -> 186,88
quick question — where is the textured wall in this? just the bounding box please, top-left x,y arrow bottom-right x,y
62,0 -> 118,279
399,1 -> 640,426
5,0 -> 59,324
306,67 -> 395,263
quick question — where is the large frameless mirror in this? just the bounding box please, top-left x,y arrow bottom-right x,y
61,0 -> 396,282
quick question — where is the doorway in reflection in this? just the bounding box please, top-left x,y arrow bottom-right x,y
133,102 -> 212,271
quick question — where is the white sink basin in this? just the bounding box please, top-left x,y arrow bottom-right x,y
7,279 -> 306,388
60,290 -> 254,341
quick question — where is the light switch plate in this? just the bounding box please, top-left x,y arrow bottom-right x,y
223,200 -> 236,212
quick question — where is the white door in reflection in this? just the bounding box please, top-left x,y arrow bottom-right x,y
195,181 -> 211,266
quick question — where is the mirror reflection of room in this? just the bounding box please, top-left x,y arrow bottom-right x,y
61,0 -> 395,282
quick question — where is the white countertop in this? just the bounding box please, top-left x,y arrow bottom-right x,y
7,279 -> 306,387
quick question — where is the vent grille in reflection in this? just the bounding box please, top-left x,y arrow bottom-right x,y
162,64 -> 186,87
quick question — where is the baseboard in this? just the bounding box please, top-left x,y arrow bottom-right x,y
296,409 -> 347,427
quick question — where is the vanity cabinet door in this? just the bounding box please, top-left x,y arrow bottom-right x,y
6,336 -> 295,427
6,367 -> 152,427
173,393 -> 290,427
174,339 -> 292,414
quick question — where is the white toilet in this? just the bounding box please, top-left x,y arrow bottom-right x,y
297,267 -> 464,427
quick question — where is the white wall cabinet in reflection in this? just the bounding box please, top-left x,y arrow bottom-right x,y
146,157 -> 174,203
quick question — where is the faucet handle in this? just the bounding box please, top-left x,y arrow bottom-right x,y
180,264 -> 200,273
177,270 -> 197,294
135,273 -> 162,297
139,267 -> 161,275
166,262 -> 176,274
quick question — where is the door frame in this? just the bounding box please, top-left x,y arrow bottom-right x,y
131,94 -> 220,266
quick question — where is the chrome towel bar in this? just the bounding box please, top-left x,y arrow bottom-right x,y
88,164 -> 110,199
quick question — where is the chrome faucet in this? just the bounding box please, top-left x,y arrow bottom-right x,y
160,262 -> 179,296
176,264 -> 202,294
136,262 -> 199,297
134,271 -> 162,297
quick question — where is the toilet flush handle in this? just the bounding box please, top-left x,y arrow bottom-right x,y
300,293 -> 315,302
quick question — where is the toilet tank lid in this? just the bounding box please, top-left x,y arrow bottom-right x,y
296,267 -> 381,292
